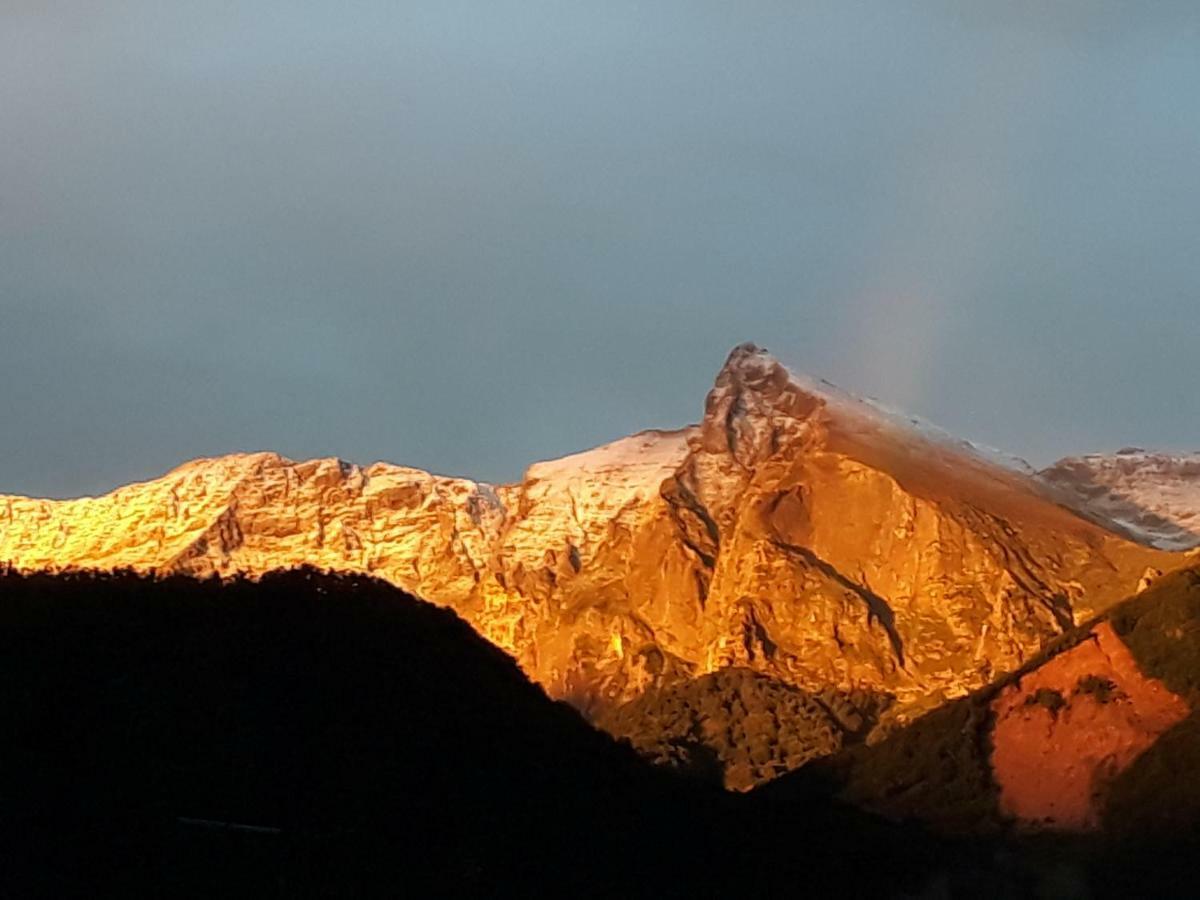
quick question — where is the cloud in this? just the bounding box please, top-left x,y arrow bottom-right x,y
1,1 -> 1198,494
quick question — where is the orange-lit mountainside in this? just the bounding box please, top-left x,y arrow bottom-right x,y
786,562 -> 1200,846
1,344 -> 1191,788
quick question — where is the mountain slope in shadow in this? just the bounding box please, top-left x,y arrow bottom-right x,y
0,568 -> 948,899
760,564 -> 1200,897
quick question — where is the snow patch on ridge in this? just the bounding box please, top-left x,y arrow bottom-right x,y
727,344 -> 1197,549
496,428 -> 695,572
523,428 -> 695,488
794,370 -> 1035,475
1040,451 -> 1200,551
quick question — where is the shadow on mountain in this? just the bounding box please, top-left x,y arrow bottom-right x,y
597,667 -> 887,791
0,567 -> 953,899
757,564 -> 1200,898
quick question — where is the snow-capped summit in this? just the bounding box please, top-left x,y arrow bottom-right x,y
713,343 -> 1037,474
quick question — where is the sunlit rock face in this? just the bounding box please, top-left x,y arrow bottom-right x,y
0,344 -> 1178,783
989,622 -> 1188,831
0,453 -> 503,609
630,345 -> 1173,721
797,566 -> 1200,834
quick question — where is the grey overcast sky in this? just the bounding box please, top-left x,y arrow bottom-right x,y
2,1 -> 1199,498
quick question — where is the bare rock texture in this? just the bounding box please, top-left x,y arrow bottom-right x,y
1040,449 -> 1200,551
989,621 -> 1188,830
805,566 -> 1200,836
0,344 -> 1179,783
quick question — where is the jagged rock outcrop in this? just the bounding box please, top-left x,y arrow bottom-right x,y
0,344 -> 1181,784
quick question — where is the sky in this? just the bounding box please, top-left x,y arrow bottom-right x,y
2,1 -> 1199,498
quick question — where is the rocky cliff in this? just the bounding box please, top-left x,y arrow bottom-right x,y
805,564 -> 1200,837
0,344 -> 1180,784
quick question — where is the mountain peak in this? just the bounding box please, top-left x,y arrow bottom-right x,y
707,344 -> 1036,481
697,344 -> 823,468
719,341 -> 784,379
0,340 -> 1183,789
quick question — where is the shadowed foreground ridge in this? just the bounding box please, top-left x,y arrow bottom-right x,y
0,568 -> 948,899
760,562 -> 1200,897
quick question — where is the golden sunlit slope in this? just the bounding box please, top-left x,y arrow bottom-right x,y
785,565 -> 1200,842
0,451 -> 501,606
0,345 -> 1180,785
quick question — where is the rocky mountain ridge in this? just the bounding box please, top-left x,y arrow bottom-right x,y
1040,449 -> 1200,551
0,344 -> 1184,785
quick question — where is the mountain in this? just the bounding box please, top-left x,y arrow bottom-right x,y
0,568 -> 953,899
737,562 -> 1200,897
781,564 -> 1200,839
1040,449 -> 1200,551
7,569 -> 1199,899
0,344 -> 1182,787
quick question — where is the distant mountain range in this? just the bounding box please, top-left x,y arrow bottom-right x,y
3,343 -> 1198,799
1040,448 -> 1200,551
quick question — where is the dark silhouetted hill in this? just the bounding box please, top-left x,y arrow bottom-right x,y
0,568 -> 950,899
